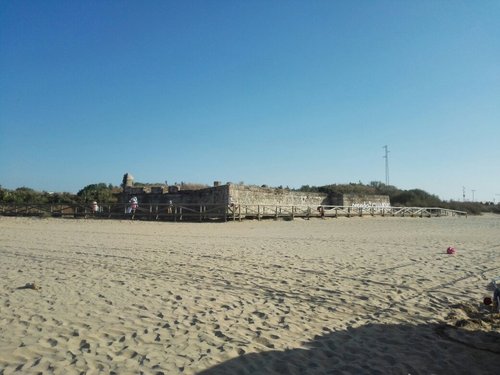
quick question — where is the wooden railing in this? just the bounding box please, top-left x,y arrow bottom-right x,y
0,202 -> 467,221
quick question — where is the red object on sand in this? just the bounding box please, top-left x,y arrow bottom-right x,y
446,247 -> 456,255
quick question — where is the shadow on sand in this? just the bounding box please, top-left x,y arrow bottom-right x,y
199,322 -> 499,375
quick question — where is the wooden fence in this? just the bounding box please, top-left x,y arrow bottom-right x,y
0,203 -> 467,221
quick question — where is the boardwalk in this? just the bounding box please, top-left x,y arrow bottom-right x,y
0,203 -> 467,221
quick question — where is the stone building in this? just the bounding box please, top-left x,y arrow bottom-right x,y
120,173 -> 390,207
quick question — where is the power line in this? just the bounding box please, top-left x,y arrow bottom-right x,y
383,145 -> 390,185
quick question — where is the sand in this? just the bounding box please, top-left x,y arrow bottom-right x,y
0,215 -> 499,374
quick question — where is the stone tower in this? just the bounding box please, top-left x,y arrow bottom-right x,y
122,173 -> 134,189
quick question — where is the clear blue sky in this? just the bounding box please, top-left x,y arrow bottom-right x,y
1,1 -> 499,202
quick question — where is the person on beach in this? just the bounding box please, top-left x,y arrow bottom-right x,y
128,196 -> 138,214
317,206 -> 325,218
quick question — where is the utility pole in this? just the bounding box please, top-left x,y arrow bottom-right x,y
462,186 -> 466,202
471,189 -> 476,202
383,145 -> 389,185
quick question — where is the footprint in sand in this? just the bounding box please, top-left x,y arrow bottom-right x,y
253,311 -> 267,319
79,340 -> 91,352
32,357 -> 42,367
253,336 -> 275,349
214,330 -> 226,338
15,364 -> 24,371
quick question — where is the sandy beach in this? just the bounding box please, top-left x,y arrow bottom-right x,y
0,215 -> 499,374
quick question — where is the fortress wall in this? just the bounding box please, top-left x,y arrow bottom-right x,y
177,185 -> 230,205
228,185 -> 329,206
122,185 -> 230,205
121,184 -> 389,208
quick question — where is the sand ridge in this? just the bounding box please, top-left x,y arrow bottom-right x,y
0,215 -> 499,374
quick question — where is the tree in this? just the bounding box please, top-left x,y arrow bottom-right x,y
1,187 -> 48,204
77,183 -> 117,203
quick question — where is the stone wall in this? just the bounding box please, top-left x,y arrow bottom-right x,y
122,185 -> 230,205
228,185 -> 329,206
166,184 -> 328,206
176,185 -> 230,205
121,183 -> 389,208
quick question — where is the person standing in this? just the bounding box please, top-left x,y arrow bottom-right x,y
91,201 -> 99,214
128,196 -> 138,214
